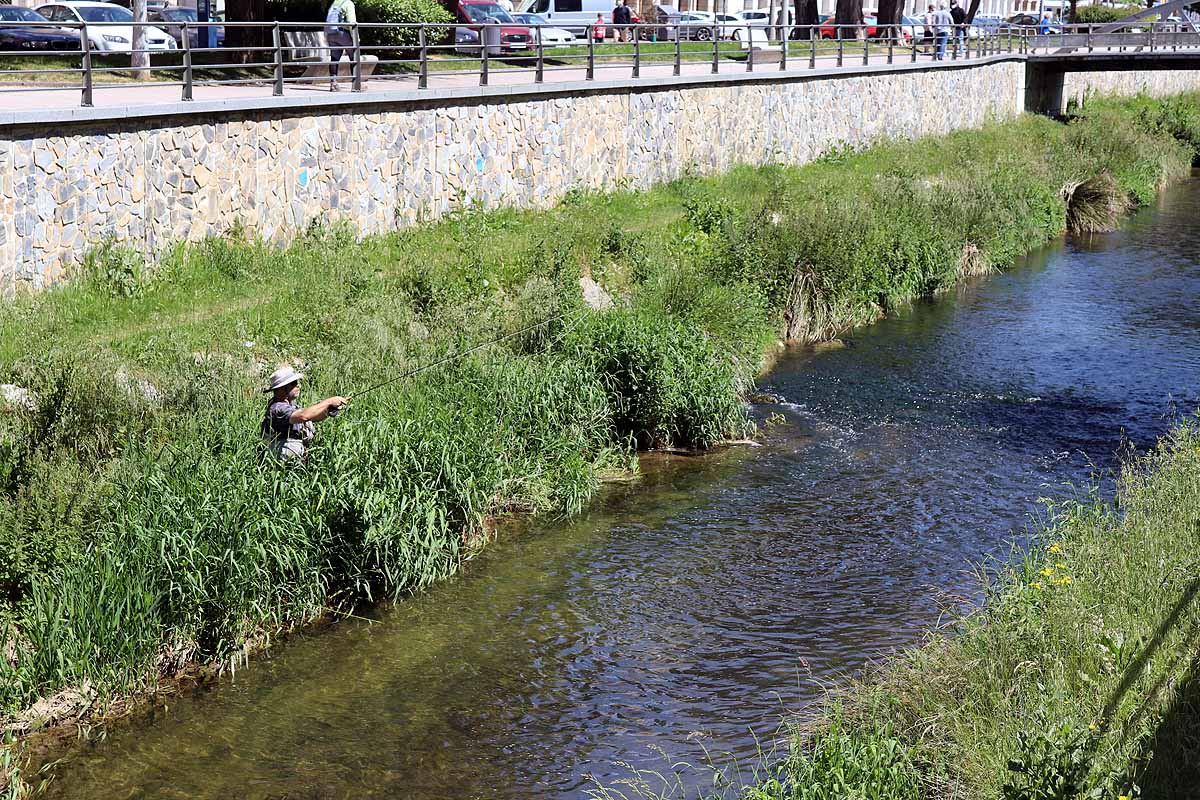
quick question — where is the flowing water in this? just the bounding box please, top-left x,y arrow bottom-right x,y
43,179 -> 1200,799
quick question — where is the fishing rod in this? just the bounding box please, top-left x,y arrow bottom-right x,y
329,307 -> 581,414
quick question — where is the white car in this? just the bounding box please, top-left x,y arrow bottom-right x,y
511,12 -> 577,46
35,1 -> 176,51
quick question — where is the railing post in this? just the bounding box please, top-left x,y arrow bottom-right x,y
418,25 -> 428,88
351,22 -> 362,91
713,23 -> 721,72
837,27 -> 843,65
911,25 -> 917,60
633,24 -> 640,78
862,25 -> 868,64
810,27 -> 816,67
887,28 -> 893,63
1086,22 -> 1092,52
674,21 -> 681,75
747,26 -> 755,71
272,22 -> 284,96
79,22 -> 93,107
481,23 -> 489,84
1149,23 -> 1155,51
780,26 -> 787,69
586,24 -> 595,79
181,20 -> 193,100
536,24 -> 545,81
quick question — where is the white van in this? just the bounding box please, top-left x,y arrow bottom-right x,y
518,0 -> 615,33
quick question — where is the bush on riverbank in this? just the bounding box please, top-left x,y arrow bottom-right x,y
0,94 -> 1198,791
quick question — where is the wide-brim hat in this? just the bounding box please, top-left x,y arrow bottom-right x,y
264,366 -> 304,393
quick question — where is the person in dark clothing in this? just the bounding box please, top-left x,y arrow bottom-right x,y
949,0 -> 966,51
613,0 -> 632,42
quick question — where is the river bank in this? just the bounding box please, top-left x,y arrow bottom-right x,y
1,92 -> 1198,796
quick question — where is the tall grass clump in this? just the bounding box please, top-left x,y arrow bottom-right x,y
0,93 -> 1196,781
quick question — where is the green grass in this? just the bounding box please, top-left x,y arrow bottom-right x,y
0,92 -> 1198,796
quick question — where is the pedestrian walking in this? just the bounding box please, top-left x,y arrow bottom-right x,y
922,4 -> 935,51
613,0 -> 632,42
324,0 -> 355,91
932,3 -> 952,59
949,0 -> 966,52
260,366 -> 348,463
1038,9 -> 1053,34
592,12 -> 607,40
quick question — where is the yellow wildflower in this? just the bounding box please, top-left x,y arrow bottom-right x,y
1049,543 -> 1063,554
1055,561 -> 1067,569
1040,567 -> 1055,577
1031,582 -> 1043,590
1088,723 -> 1098,731
1056,576 -> 1073,586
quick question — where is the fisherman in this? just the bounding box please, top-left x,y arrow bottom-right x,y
261,366 -> 348,462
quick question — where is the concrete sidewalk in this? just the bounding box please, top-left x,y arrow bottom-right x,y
0,48 -> 984,115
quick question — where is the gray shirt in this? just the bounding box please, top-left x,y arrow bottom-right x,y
933,8 -> 953,31
262,400 -> 312,446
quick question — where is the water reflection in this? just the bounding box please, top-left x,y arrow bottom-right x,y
44,179 -> 1200,799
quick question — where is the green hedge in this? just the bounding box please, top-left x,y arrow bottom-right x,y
1075,4 -> 1140,23
264,0 -> 453,50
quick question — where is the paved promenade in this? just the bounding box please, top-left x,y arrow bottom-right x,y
0,49 -> 1000,116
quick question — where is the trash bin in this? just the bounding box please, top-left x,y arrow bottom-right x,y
483,18 -> 504,55
653,4 -> 679,41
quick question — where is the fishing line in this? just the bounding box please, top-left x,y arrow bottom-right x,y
331,306 -> 584,413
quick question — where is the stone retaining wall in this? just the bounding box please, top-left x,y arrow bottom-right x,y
1062,69 -> 1200,111
0,59 -> 1197,296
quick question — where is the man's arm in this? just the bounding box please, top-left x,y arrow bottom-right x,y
290,396 -> 349,424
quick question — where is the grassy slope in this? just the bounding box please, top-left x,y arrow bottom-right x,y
0,93 -> 1198,796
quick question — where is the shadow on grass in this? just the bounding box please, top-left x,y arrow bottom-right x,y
1137,658 -> 1200,798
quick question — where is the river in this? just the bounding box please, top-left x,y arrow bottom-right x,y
42,178 -> 1200,799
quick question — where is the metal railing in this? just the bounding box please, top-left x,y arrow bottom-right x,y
0,17 -> 1194,110
1023,20 -> 1200,54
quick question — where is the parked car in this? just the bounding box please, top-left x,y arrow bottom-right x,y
0,5 -> 81,50
819,13 -> 878,38
1004,12 -> 1061,32
676,10 -> 717,40
510,12 -> 576,46
446,0 -> 531,54
34,1 -> 176,50
107,0 -> 169,12
147,5 -> 224,47
518,0 -> 612,33
971,13 -> 1004,30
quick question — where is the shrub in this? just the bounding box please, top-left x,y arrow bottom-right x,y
1075,4 -> 1140,23
356,0 -> 454,51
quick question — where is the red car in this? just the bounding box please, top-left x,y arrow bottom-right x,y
819,14 -> 878,38
447,0 -> 532,53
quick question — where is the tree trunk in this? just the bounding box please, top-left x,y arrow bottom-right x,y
877,0 -> 904,40
225,0 -> 269,62
834,0 -> 861,37
795,0 -> 818,37
131,0 -> 148,80
965,0 -> 981,23
1068,0 -> 1078,23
